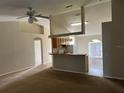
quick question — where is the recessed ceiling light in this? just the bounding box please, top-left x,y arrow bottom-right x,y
92,39 -> 101,42
85,21 -> 88,25
71,21 -> 88,26
71,22 -> 81,26
65,5 -> 73,8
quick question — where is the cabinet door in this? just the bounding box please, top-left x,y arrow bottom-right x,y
52,38 -> 57,48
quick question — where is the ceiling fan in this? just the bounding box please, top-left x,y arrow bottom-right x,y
16,7 -> 49,23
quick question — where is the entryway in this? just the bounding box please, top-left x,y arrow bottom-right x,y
34,39 -> 43,66
88,40 -> 103,76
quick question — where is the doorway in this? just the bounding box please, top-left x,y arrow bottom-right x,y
88,41 -> 103,76
34,39 -> 43,66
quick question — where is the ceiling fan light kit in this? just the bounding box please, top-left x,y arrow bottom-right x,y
28,17 -> 33,23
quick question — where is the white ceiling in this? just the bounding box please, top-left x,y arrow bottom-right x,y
0,0 -> 110,16
0,0 -> 111,36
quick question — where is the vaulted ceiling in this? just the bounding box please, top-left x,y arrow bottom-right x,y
0,0 -> 109,16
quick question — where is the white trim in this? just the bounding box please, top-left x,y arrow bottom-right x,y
52,68 -> 84,74
87,73 -> 103,77
85,0 -> 111,8
43,61 -> 52,65
52,68 -> 104,78
0,66 -> 33,77
104,75 -> 124,80
53,68 -> 124,80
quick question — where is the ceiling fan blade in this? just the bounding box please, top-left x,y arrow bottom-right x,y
35,14 -> 49,19
33,17 -> 38,22
16,15 -> 28,19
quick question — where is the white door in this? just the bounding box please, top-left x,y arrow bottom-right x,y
34,40 -> 42,66
88,42 -> 103,76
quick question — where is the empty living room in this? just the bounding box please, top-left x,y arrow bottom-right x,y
0,0 -> 124,93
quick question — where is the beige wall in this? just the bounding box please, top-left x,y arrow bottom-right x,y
50,9 -> 82,35
74,35 -> 102,54
20,22 -> 44,34
0,20 -> 51,75
85,1 -> 111,35
74,2 -> 110,54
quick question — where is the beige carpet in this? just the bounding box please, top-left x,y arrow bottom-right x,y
0,67 -> 124,93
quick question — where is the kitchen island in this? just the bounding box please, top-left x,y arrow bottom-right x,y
50,53 -> 88,73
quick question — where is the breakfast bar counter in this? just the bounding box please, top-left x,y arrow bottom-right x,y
50,53 -> 88,73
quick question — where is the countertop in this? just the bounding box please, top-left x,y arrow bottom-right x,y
49,53 -> 86,56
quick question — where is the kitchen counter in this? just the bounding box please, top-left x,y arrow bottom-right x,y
50,53 -> 86,56
51,53 -> 88,73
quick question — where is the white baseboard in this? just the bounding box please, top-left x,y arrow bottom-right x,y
1,66 -> 123,81
52,68 -> 124,80
0,66 -> 33,77
43,61 -> 52,65
53,68 -> 103,78
52,68 -> 84,74
104,75 -> 124,80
